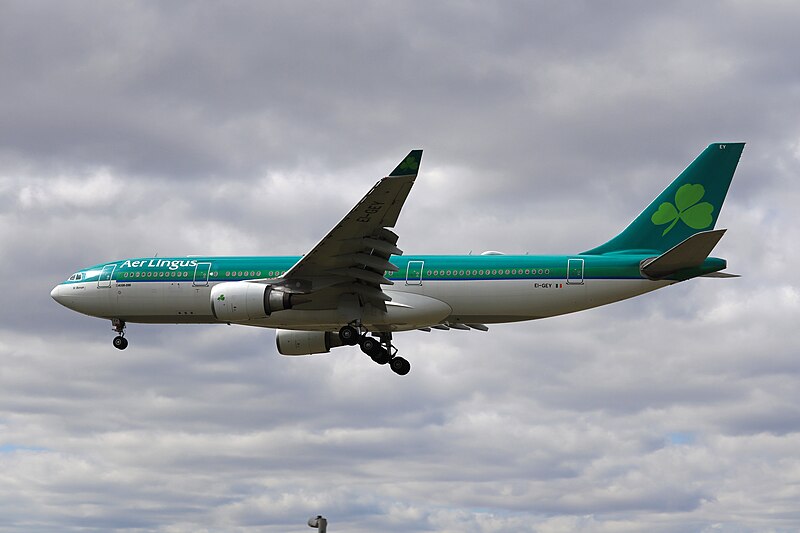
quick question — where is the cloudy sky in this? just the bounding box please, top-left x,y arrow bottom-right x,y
2,1 -> 800,531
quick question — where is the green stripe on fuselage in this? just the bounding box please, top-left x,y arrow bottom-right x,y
65,253 -> 726,284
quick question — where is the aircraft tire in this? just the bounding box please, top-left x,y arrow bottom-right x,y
360,336 -> 382,357
339,326 -> 359,346
390,356 -> 410,376
113,336 -> 128,350
371,348 -> 391,365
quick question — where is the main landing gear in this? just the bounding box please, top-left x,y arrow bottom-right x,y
339,325 -> 411,376
111,318 -> 128,350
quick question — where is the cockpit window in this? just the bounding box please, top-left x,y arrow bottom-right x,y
68,273 -> 84,282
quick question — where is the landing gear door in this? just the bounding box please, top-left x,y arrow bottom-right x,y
406,260 -> 424,286
193,262 -> 212,287
98,264 -> 116,288
567,258 -> 584,285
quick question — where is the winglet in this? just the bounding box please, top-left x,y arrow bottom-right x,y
389,150 -> 423,177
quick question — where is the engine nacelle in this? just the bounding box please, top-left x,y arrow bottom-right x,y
210,282 -> 293,322
276,329 -> 343,356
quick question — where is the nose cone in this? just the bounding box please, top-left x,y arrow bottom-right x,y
51,284 -> 65,305
50,282 -> 97,316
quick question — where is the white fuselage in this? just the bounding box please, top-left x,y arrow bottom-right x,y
51,275 -> 672,332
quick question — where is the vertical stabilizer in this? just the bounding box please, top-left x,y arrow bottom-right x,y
582,143 -> 744,255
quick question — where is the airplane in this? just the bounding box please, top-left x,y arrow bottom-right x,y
51,143 -> 744,376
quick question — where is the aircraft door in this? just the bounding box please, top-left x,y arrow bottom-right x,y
567,258 -> 584,285
98,264 -> 116,288
193,262 -> 212,286
406,260 -> 424,286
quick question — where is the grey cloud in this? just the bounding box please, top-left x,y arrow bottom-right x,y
2,1 -> 800,532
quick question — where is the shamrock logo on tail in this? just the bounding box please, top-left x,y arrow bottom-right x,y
651,183 -> 714,236
395,155 -> 418,174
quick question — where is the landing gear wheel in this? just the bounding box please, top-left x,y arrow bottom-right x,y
390,356 -> 411,376
111,319 -> 128,350
360,336 -> 382,357
339,325 -> 360,346
113,336 -> 128,350
371,348 -> 391,365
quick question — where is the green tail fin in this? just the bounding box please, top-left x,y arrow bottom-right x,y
582,143 -> 744,255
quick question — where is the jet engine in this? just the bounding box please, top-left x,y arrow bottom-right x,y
210,282 -> 293,321
276,329 -> 344,356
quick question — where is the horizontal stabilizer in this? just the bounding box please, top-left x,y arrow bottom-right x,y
701,271 -> 740,278
640,229 -> 726,279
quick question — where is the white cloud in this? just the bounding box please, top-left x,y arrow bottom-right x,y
15,168 -> 122,210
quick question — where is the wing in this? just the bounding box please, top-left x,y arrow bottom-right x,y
270,150 -> 422,312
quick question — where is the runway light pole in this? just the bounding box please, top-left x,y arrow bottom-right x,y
308,515 -> 327,532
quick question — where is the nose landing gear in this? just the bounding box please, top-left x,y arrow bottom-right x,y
111,318 -> 128,350
338,325 -> 411,376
